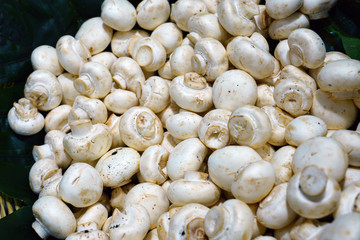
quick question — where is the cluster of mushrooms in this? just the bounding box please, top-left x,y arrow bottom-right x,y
7,0 -> 360,239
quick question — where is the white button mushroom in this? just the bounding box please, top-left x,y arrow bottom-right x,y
168,203 -> 209,240
217,0 -> 259,37
139,145 -> 169,184
95,147 -> 140,188
74,62 -> 112,99
124,182 -> 169,229
7,98 -> 44,136
268,12 -> 310,40
197,108 -> 232,150
111,30 -> 149,58
333,181 -> 360,219
310,89 -> 358,130
212,70 -> 258,112
208,145 -> 263,192
24,70 -> 62,111
31,45 -> 64,76
191,37 -> 228,82
169,72 -> 213,113
44,104 -> 72,133
100,0 -> 137,32
228,105 -> 272,149
29,158 -> 61,194
287,165 -> 341,219
75,203 -> 108,232
274,40 -> 291,67
75,17 -> 113,55
32,196 -> 76,239
58,162 -> 103,208
292,136 -> 348,182
231,160 -> 275,204
256,183 -> 297,229
280,65 -> 318,93
63,117 -> 112,162
56,35 -> 91,75
90,51 -> 117,70
138,76 -> 170,113
167,171 -> 221,207
285,115 -> 328,147
299,0 -> 338,20
104,88 -> 138,114
70,95 -> 108,124
57,73 -> 81,106
136,0 -> 170,31
119,106 -> 164,151
227,36 -> 276,80
287,28 -> 326,69
270,145 -> 296,185
256,84 -> 276,107
109,204 -> 151,240
265,0 -> 303,19
331,130 -> 360,167
169,44 -> 194,77
204,199 -> 254,240
166,110 -> 203,140
166,137 -> 208,181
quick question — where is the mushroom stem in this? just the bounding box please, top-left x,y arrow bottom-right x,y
134,45 -> 153,67
289,44 -> 304,67
74,75 -> 95,95
26,84 -> 49,107
112,74 -> 127,90
192,54 -> 207,76
184,72 -> 207,90
32,220 -> 50,239
300,165 -> 327,197
136,112 -> 156,140
13,98 -> 38,119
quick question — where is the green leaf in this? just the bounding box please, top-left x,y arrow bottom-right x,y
0,206 -> 41,240
341,35 -> 360,60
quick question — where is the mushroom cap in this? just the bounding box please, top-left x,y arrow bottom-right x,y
58,162 -> 103,208
265,0 -> 303,19
166,111 -> 202,140
318,212 -> 360,240
170,0 -> 208,31
331,130 -> 360,167
32,196 -> 76,239
136,0 -> 170,31
31,45 -> 64,76
101,0 -> 137,32
269,12 -> 310,40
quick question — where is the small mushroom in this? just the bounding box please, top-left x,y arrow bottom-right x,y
32,130 -> 72,169
136,0 -> 170,30
333,182 -> 360,219
287,165 -> 341,219
138,76 -> 170,113
166,110 -> 203,140
268,12 -> 310,40
262,106 -> 294,146
131,37 -> 167,72
292,136 -> 348,182
169,44 -> 194,76
31,45 -> 64,76
24,70 -> 62,111
29,158 -> 61,194
208,145 -> 263,192
169,72 -> 213,113
227,36 -> 276,80
168,203 -> 209,239
191,37 -> 228,81
7,98 -> 44,136
158,61 -> 176,80
119,106 -> 164,151
197,108 -> 232,150
256,183 -> 297,229
187,14 -> 230,44
217,0 -> 259,36
310,89 -> 358,130
75,203 -> 108,232
167,171 -> 221,207
341,167 -> 360,189
280,65 -> 317,93
58,162 -> 103,208
56,35 -> 91,75
205,199 -> 254,240
139,145 -> 169,184
160,131 -> 180,153
95,147 -> 140,188
309,51 -> 350,80
124,182 -> 169,229
111,30 -> 149,57
151,22 -> 183,56
74,62 -> 112,99
57,73 -> 81,106
270,145 -> 296,185
212,70 -> 258,111
299,0 -> 338,20
274,40 -> 291,67
273,78 -> 313,117
331,130 -> 360,167
101,0 -> 137,31
287,217 -> 329,240
109,204 -> 151,240
90,51 -> 117,70
287,28 -> 326,69
63,117 -> 112,162
157,100 -> 181,128
265,0 -> 303,19
254,143 -> 276,162
70,95 -> 108,124
167,138 -> 208,181
285,115 -> 328,147
170,0 -> 208,32
104,88 -> 138,114
256,84 -> 276,107
231,160 -> 275,204
228,105 -> 272,149
32,196 -> 76,239
44,104 -> 72,133
75,17 -> 113,55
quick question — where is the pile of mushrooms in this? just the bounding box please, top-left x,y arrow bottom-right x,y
8,0 -> 360,239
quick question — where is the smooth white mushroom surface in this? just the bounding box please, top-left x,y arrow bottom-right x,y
9,1 -> 360,239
